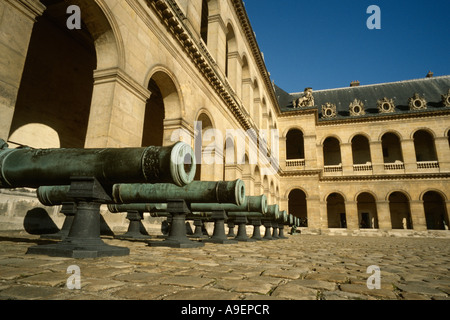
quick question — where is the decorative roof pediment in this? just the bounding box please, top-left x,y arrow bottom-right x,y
321,103 -> 337,118
349,99 -> 365,116
377,97 -> 395,114
442,89 -> 450,107
408,93 -> 427,110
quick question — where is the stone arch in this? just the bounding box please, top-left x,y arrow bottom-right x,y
422,190 -> 449,230
285,128 -> 305,160
381,132 -> 404,163
9,124 -> 60,149
10,0 -> 104,148
323,136 -> 342,166
388,191 -> 413,229
412,129 -> 438,162
348,132 -> 372,144
351,134 -> 372,165
225,22 -> 237,78
326,192 -> 347,228
146,67 -> 184,120
288,188 -> 308,227
356,192 -> 379,229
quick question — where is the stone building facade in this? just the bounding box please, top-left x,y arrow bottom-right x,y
0,0 -> 449,235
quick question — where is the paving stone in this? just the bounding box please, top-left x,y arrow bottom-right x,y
339,283 -> 397,299
214,278 -> 276,295
160,276 -> 215,288
0,285 -> 63,300
270,282 -> 319,300
395,281 -> 449,297
288,279 -> 338,291
163,288 -> 241,300
17,272 -> 67,287
262,268 -> 303,280
114,272 -> 166,284
112,284 -> 180,300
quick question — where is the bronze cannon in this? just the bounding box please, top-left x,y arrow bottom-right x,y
0,139 -> 196,190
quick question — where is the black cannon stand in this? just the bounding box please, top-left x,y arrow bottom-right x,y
250,219 -> 264,241
271,223 -> 280,240
115,210 -> 151,241
40,202 -> 76,240
263,221 -> 273,240
278,225 -> 288,239
190,218 -> 209,239
148,200 -> 204,248
203,211 -> 238,244
27,177 -> 130,258
234,216 -> 256,242
227,221 -> 236,237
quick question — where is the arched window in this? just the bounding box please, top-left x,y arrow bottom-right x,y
200,0 -> 209,44
351,135 -> 371,165
323,137 -> 342,166
286,129 -> 304,160
195,113 -> 214,181
413,130 -> 437,162
381,133 -> 403,163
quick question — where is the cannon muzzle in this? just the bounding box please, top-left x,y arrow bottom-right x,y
0,140 -> 195,189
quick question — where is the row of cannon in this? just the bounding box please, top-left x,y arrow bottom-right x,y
0,139 -> 300,258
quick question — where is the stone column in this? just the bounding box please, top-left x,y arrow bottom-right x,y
345,200 -> 359,230
241,78 -> 253,118
206,14 -> 227,74
306,196 -> 321,229
435,137 -> 450,172
84,68 -> 151,148
279,136 -> 287,171
369,141 -> 384,174
409,200 -> 427,231
316,143 -> 324,170
341,143 -> 354,175
304,135 -> 318,170
0,0 -> 46,140
226,51 -> 242,97
319,200 -> 328,229
376,200 -> 392,230
401,138 -> 418,173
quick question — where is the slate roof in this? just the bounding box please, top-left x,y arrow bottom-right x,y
276,75 -> 450,120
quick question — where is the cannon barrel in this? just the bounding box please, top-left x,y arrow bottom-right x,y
112,180 -> 246,206
190,195 -> 267,214
0,140 -> 195,189
107,203 -> 168,214
107,195 -> 266,215
38,179 -> 245,207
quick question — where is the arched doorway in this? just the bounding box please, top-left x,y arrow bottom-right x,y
327,193 -> 346,228
389,192 -> 412,229
9,0 -> 97,148
288,189 -> 307,227
356,193 -> 378,229
423,191 -> 448,230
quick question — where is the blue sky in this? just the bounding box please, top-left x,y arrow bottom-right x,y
243,0 -> 450,93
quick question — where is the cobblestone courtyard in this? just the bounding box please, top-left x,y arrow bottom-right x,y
0,231 -> 449,301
